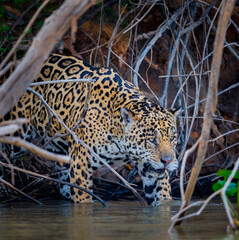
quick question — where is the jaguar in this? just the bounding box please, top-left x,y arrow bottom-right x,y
2,54 -> 180,206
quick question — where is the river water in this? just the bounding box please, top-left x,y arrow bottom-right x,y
0,200 -> 237,240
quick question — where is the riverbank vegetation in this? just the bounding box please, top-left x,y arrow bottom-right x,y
0,0 -> 238,232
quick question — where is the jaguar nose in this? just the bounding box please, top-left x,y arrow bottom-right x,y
161,157 -> 172,167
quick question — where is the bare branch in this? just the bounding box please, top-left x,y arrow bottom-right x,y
0,136 -> 70,164
0,0 -> 99,118
0,0 -> 50,71
0,161 -> 107,206
29,78 -> 95,86
0,119 -> 29,136
0,152 -> 15,186
0,177 -> 43,205
0,124 -> 22,137
171,0 -> 236,227
133,0 -> 193,88
169,157 -> 239,232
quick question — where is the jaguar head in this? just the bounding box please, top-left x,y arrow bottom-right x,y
120,106 -> 180,176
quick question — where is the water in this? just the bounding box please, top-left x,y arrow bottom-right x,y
0,200 -> 237,240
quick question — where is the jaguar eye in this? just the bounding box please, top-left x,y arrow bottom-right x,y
148,138 -> 157,146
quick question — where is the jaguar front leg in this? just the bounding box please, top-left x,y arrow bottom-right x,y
141,170 -> 172,206
69,144 -> 93,203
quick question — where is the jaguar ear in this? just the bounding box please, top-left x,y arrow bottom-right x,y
170,106 -> 181,116
121,108 -> 134,132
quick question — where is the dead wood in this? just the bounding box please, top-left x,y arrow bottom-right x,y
0,0 -> 99,118
183,0 -> 236,208
0,177 -> 43,205
171,0 -> 236,227
0,161 -> 108,206
0,136 -> 70,164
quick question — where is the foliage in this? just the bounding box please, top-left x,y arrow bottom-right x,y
213,169 -> 239,226
13,0 -> 28,9
0,5 -> 5,18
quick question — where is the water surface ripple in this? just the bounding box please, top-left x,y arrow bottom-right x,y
0,200 -> 236,240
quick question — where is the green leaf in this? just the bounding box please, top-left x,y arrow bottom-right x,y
212,180 -> 237,197
216,170 -> 239,180
13,0 -> 28,9
237,182 -> 239,209
226,182 -> 237,197
212,180 -> 224,191
96,2 -> 102,7
9,36 -> 14,41
0,24 -> 10,32
0,6 -> 5,14
37,20 -> 43,30
106,7 -> 113,13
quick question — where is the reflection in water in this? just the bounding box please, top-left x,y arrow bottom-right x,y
0,200 -> 237,240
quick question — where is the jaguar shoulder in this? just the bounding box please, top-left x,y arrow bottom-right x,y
2,53 -> 180,206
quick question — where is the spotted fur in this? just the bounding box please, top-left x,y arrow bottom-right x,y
2,54 -> 180,206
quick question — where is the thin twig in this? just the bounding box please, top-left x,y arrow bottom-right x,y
186,82 -> 239,111
0,0 -> 50,71
110,49 -> 160,103
106,5 -> 127,67
133,0 -> 193,89
0,0 -> 41,50
123,0 -> 157,34
0,136 -> 70,164
27,87 -> 79,141
206,15 -> 239,60
171,0 -> 236,228
204,142 -> 239,163
0,60 -> 20,78
169,157 -> 239,232
0,0 -> 99,118
221,157 -> 239,229
209,129 -> 239,143
29,78 -> 95,86
0,151 -> 15,186
0,177 -> 43,205
0,161 -> 107,207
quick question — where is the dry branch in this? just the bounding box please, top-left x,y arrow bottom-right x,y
0,124 -> 21,137
0,136 -> 70,164
0,177 -> 43,205
0,161 -> 107,206
0,0 -> 50,71
161,0 -> 217,107
1,151 -> 15,186
133,0 -> 193,88
183,0 -> 236,206
171,0 -> 236,228
0,60 -> 20,78
110,50 -> 159,102
169,157 -> 239,232
0,119 -> 29,136
0,0 -> 99,118
29,78 -> 95,86
0,119 -> 29,126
